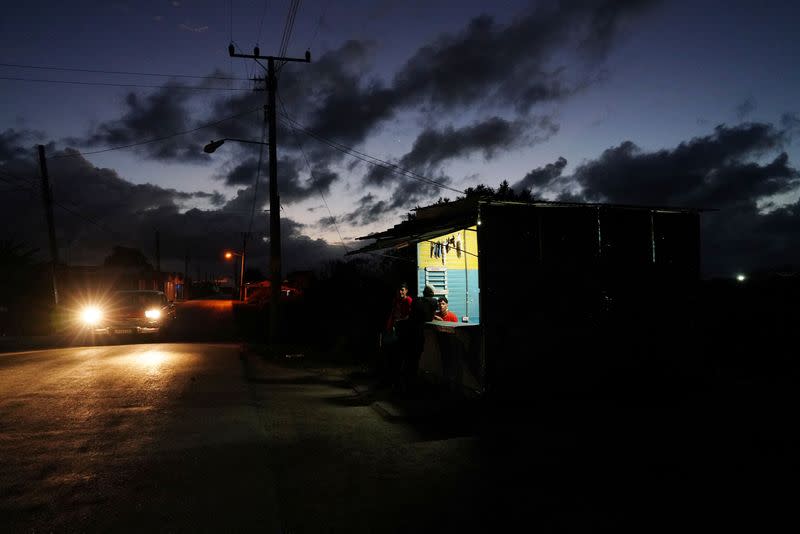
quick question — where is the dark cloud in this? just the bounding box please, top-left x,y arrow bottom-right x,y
0,129 -> 42,162
273,1 -> 655,169
334,193 -> 393,226
221,158 -> 261,186
0,135 -> 343,274
364,117 -> 533,187
217,156 -> 340,205
387,177 -> 448,211
547,120 -> 800,276
575,0 -> 658,59
76,1 -> 657,176
215,0 -> 655,170
358,115 -> 558,216
337,174 -> 449,227
392,1 -> 656,112
568,123 -> 793,207
83,83 -> 212,162
192,190 -> 226,206
512,156 -> 568,192
782,112 -> 800,131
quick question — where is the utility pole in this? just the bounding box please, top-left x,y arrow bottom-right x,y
228,44 -> 311,343
240,232 -> 249,301
184,251 -> 190,300
37,145 -> 59,306
155,230 -> 161,272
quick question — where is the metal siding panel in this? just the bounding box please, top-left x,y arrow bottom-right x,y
417,267 -> 480,324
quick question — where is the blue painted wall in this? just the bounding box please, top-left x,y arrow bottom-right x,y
417,268 -> 480,324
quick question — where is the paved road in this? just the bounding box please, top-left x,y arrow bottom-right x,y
0,343 -> 488,532
169,299 -> 239,341
1,303 -> 791,530
0,343 -> 282,532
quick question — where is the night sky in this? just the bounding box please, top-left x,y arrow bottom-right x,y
1,0 -> 798,278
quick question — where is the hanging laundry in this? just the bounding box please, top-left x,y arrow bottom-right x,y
430,241 -> 435,258
441,244 -> 447,265
455,235 -> 462,258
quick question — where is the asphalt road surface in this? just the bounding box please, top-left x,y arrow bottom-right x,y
0,342 -> 490,532
1,300 -> 793,530
0,343 -> 284,531
169,299 -> 239,342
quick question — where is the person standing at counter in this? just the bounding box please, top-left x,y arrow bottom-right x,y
400,284 -> 438,393
434,296 -> 458,322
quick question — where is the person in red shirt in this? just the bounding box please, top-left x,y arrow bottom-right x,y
383,283 -> 412,389
434,296 -> 458,322
386,283 -> 412,333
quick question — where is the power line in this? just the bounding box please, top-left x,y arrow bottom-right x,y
277,90 -> 348,253
0,62 -> 249,81
48,106 -> 262,159
0,76 -> 249,91
277,113 -> 464,195
279,0 -> 302,58
249,117 -> 268,235
0,171 -> 125,240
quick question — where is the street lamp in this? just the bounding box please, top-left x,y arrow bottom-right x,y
224,250 -> 246,301
204,138 -> 271,153
206,135 -> 282,343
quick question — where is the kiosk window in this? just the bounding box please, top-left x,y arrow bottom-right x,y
424,267 -> 448,295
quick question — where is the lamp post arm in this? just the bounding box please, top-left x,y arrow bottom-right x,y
222,138 -> 271,147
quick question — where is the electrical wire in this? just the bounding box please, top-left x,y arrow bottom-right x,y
0,62 -> 249,81
276,90 -> 348,253
248,115 -> 268,235
0,76 -> 249,91
0,171 -> 126,241
277,113 -> 464,195
279,0 -> 302,58
47,106 -> 262,159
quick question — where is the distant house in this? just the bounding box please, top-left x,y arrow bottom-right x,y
350,197 -> 703,395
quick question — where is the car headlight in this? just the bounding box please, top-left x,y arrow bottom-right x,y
145,309 -> 161,319
80,306 -> 103,325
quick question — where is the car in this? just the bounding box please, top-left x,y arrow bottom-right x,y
78,290 -> 176,341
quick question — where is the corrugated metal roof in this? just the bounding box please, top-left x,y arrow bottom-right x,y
348,197 -> 707,256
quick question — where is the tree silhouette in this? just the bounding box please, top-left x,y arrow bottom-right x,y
103,246 -> 153,270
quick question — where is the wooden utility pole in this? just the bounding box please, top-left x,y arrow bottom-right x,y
228,44 -> 311,343
240,232 -> 249,301
184,251 -> 190,300
155,230 -> 161,272
37,145 -> 59,306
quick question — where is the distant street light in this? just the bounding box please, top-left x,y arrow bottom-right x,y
224,249 -> 246,301
206,134 -> 282,342
736,273 -> 747,282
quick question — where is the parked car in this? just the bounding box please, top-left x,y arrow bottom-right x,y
77,290 -> 176,341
